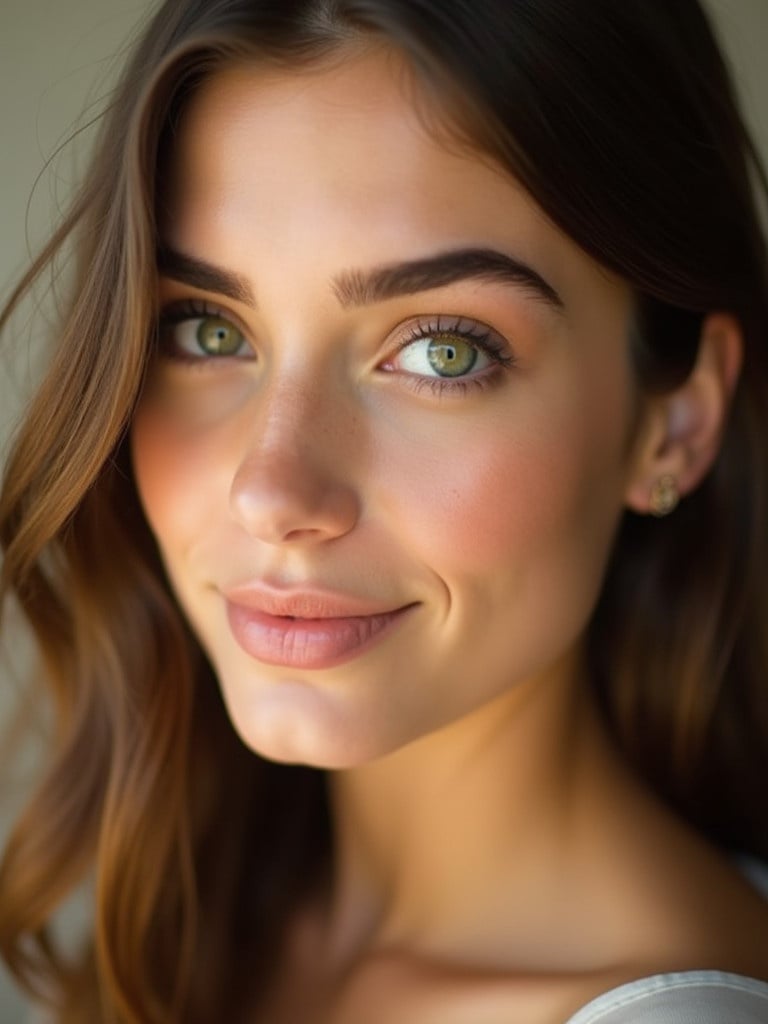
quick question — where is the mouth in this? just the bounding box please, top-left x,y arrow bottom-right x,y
222,585 -> 418,669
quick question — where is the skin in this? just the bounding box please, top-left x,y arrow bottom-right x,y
131,45 -> 767,1024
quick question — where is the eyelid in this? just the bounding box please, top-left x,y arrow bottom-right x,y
158,296 -> 250,334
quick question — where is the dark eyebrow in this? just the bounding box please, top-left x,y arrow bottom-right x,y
157,247 -> 255,305
332,248 -> 564,313
156,245 -> 564,315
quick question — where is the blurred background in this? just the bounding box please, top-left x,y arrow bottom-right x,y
1,0 -> 767,1019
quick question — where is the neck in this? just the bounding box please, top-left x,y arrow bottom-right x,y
322,647 -> 621,967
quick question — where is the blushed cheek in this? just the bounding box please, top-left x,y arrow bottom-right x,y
419,457 -> 531,569
380,425 -> 583,574
375,385 -> 628,602
130,407 -> 215,549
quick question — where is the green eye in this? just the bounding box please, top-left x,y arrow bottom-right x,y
426,335 -> 478,377
158,308 -> 250,361
395,327 -> 491,381
196,316 -> 245,356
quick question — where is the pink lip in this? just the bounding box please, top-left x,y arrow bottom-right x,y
222,584 -> 418,669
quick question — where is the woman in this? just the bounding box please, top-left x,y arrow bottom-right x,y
1,0 -> 768,1021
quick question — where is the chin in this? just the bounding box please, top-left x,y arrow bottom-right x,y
219,676 -> 400,770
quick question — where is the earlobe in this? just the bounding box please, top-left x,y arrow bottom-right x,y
624,312 -> 743,515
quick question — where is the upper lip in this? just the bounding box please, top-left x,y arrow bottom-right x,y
221,582 -> 412,619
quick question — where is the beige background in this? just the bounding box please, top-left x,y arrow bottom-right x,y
1,0 -> 766,1019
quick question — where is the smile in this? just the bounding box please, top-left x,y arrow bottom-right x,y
223,587 -> 418,669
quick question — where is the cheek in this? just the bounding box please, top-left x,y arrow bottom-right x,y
130,366 -> 261,544
130,404 -> 220,549
378,380 -> 631,701
375,395 -> 623,580
387,441 -> 545,568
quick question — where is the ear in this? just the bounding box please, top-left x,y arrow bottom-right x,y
624,312 -> 743,515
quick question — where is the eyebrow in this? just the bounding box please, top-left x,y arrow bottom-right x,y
157,248 -> 255,305
157,245 -> 564,314
333,248 -> 564,313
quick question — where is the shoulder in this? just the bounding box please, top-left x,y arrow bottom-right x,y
563,972 -> 768,1024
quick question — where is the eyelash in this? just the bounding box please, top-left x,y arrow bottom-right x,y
387,315 -> 516,397
156,301 -> 517,395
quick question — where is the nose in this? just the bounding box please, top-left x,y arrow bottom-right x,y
229,381 -> 361,545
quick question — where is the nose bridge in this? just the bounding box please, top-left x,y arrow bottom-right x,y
229,365 -> 361,544
258,371 -> 330,458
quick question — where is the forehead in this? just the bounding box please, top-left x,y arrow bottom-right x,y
162,48 -> 540,235
159,47 -> 629,323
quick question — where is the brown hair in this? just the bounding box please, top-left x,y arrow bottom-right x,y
2,1 -> 767,1020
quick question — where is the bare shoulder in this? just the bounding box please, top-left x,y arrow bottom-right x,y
537,738 -> 768,972
597,789 -> 768,981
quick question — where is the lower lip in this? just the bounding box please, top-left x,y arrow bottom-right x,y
225,602 -> 417,669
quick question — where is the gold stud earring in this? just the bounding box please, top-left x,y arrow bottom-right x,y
649,475 -> 679,517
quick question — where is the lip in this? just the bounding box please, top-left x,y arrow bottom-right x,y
222,584 -> 418,669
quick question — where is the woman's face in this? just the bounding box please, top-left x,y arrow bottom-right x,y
132,47 -> 645,767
